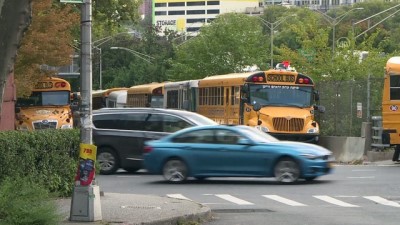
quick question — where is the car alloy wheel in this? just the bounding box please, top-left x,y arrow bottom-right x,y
97,147 -> 119,175
163,159 -> 188,183
274,158 -> 300,183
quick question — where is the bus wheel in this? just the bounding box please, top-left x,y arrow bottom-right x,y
274,157 -> 300,183
98,147 -> 119,175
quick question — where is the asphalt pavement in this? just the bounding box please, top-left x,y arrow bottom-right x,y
57,160 -> 399,225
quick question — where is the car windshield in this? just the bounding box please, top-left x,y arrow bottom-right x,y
237,126 -> 279,143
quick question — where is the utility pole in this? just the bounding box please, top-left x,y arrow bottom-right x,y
69,0 -> 102,222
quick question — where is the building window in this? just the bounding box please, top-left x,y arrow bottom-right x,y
187,18 -> 206,23
207,9 -> 219,14
169,10 -> 185,15
187,10 -> 206,15
155,11 -> 167,16
207,1 -> 220,5
155,3 -> 167,7
187,27 -> 200,32
187,1 -> 206,6
169,2 -> 185,7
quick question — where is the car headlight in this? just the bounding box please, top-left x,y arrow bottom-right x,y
255,125 -> 269,133
300,153 -> 319,159
307,128 -> 319,133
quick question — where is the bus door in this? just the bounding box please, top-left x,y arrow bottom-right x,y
224,87 -> 230,124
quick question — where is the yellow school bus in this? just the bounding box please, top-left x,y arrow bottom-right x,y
15,77 -> 74,130
197,64 -> 325,143
382,57 -> 400,146
126,82 -> 166,108
92,88 -> 128,110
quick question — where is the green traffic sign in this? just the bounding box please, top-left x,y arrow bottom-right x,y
60,0 -> 84,3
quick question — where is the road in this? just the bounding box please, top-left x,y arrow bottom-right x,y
96,163 -> 400,225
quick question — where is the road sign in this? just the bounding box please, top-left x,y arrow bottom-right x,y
60,0 -> 84,3
357,102 -> 362,118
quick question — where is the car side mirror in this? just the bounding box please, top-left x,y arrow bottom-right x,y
237,138 -> 251,145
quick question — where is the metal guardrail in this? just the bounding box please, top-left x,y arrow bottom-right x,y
371,116 -> 390,150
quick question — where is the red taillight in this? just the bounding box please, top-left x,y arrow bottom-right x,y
144,146 -> 153,153
55,82 -> 66,88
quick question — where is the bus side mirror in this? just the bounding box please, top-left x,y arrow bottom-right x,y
253,103 -> 261,112
15,107 -> 21,113
314,91 -> 320,101
314,105 -> 325,113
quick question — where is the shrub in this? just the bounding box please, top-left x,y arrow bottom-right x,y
0,177 -> 62,225
0,129 -> 80,196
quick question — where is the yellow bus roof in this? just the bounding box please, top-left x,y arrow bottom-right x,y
386,57 -> 400,74
199,69 -> 303,87
127,82 -> 168,94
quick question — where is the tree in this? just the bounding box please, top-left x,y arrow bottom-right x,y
0,0 -> 32,116
14,0 -> 79,97
167,13 -> 268,81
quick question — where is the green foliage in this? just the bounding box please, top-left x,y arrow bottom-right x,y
0,177 -> 61,225
167,13 -> 268,81
0,129 -> 80,197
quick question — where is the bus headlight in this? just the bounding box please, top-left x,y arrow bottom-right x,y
307,128 -> 319,133
255,125 -> 269,133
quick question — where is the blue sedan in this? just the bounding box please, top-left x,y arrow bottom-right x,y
143,125 -> 334,183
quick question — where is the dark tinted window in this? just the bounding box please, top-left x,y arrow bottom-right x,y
172,129 -> 215,143
155,3 -> 167,7
169,10 -> 185,15
187,1 -> 205,6
155,11 -> 167,15
215,129 -> 242,144
187,18 -> 206,23
93,113 -> 148,130
187,27 -> 200,32
169,2 -> 185,6
390,75 -> 400,100
207,9 -> 219,14
145,114 -> 192,132
207,1 -> 220,5
187,10 -> 205,15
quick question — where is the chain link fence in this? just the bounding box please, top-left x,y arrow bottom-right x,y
316,77 -> 384,137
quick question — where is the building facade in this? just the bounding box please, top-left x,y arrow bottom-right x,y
152,0 -> 259,35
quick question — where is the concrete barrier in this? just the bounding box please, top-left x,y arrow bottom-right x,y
319,136 -> 394,163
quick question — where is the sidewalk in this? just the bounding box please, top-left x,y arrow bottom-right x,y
57,192 -> 212,225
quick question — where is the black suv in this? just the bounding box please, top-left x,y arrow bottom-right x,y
93,108 -> 217,174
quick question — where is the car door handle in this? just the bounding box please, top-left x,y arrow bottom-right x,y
219,149 -> 229,152
183,146 -> 192,150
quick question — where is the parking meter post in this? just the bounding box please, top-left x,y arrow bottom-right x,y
70,0 -> 102,222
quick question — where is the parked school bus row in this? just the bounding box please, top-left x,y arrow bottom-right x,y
102,62 -> 325,143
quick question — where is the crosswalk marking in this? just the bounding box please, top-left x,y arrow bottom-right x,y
215,194 -> 254,205
363,196 -> 400,207
262,195 -> 307,206
166,194 -> 400,208
167,194 -> 191,201
314,195 -> 359,207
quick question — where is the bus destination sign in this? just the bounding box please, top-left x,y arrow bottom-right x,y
35,82 -> 53,89
267,74 -> 295,83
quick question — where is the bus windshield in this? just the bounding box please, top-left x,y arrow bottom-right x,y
17,91 -> 70,107
249,84 -> 313,108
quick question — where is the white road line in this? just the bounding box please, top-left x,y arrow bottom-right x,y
363,196 -> 400,207
215,194 -> 254,205
351,169 -> 376,172
262,195 -> 307,206
314,195 -> 360,207
166,194 -> 191,201
347,176 -> 375,179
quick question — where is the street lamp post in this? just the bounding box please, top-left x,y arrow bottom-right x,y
258,15 -> 296,68
110,46 -> 154,64
315,7 -> 363,55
